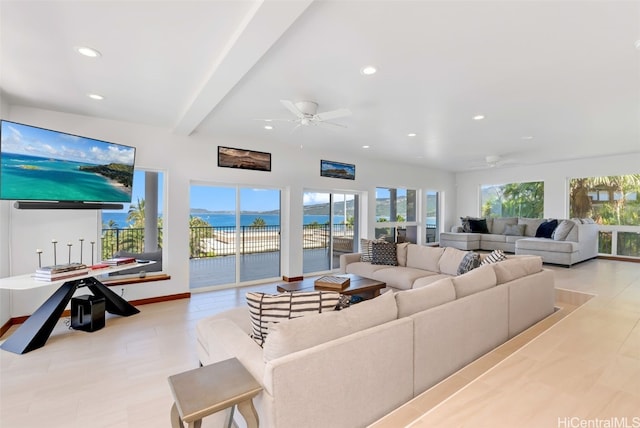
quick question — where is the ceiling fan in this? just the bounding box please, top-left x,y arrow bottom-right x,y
470,155 -> 518,169
258,100 -> 352,131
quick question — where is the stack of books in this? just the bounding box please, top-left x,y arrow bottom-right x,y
35,263 -> 89,281
101,257 -> 136,266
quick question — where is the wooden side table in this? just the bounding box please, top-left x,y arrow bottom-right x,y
168,358 -> 262,428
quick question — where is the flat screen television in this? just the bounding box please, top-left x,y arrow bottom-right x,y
0,120 -> 136,207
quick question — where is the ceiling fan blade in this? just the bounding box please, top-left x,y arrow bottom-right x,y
316,120 -> 347,128
315,108 -> 351,121
280,100 -> 305,119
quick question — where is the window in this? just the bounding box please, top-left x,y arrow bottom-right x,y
570,175 -> 640,258
101,170 -> 164,260
425,190 -> 440,243
570,176 -> 640,225
481,181 -> 544,218
375,187 -> 417,243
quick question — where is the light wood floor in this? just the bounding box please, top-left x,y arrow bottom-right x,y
1,259 -> 638,428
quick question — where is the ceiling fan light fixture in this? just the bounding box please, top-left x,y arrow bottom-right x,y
75,46 -> 101,58
360,65 -> 377,75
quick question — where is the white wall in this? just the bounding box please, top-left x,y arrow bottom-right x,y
0,106 -> 456,319
454,153 -> 640,220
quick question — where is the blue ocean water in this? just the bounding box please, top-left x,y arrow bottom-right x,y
1,152 -> 131,202
101,212 -> 344,228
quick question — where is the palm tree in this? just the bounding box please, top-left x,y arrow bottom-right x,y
127,198 -> 146,228
570,175 -> 640,224
189,216 -> 214,257
250,217 -> 267,228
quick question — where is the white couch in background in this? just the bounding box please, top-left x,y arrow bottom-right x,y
196,253 -> 555,428
439,217 -> 598,266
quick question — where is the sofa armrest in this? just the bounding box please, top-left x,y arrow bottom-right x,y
197,317 -> 265,385
339,252 -> 362,273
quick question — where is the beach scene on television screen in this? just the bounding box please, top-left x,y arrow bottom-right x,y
0,121 -> 135,202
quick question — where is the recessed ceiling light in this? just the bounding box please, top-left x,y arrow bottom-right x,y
362,145 -> 370,149
75,46 -> 101,58
473,115 -> 485,121
360,66 -> 377,75
407,133 -> 417,137
635,40 -> 640,50
521,136 -> 534,140
264,125 -> 273,130
87,93 -> 104,100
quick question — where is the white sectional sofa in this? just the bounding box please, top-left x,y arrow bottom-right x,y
439,217 -> 599,266
196,250 -> 555,428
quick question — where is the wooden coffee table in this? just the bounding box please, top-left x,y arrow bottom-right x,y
276,274 -> 386,300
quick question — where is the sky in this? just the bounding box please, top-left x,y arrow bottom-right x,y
108,174 -> 357,214
1,120 -> 135,165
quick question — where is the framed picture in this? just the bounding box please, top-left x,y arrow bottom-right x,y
218,146 -> 271,172
320,160 -> 355,180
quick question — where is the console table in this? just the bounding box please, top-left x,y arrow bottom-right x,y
0,263 -> 150,354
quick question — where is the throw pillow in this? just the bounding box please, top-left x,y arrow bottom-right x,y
460,216 -> 474,233
246,291 -> 341,346
535,219 -> 559,238
553,220 -> 575,241
456,251 -> 481,275
360,238 -> 374,262
371,241 -> 398,265
503,224 -> 526,236
468,218 -> 490,234
480,249 -> 507,266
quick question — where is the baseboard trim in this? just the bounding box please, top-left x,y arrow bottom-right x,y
0,292 -> 191,338
597,255 -> 640,263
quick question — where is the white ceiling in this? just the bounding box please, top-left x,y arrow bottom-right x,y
1,0 -> 639,172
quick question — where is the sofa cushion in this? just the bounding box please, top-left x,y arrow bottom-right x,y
246,291 -> 341,346
480,249 -> 507,266
456,252 -> 481,275
345,261 -> 391,278
516,238 -> 578,253
480,233 -> 507,243
412,274 -> 452,288
492,257 -> 543,284
395,278 -> 456,318
371,267 -> 435,290
553,219 -> 575,241
517,218 -> 545,237
490,217 -> 518,234
438,247 -> 469,275
263,291 -> 397,362
503,224 -> 526,236
406,245 -> 445,271
371,241 -> 398,266
468,218 -> 490,233
452,264 -> 497,298
396,242 -> 409,266
535,219 -> 558,238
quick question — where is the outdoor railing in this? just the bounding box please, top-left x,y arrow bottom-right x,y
102,224 -> 355,260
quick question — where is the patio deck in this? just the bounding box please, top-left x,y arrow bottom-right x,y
189,248 -> 343,289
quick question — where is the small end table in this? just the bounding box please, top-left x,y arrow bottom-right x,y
168,358 -> 262,428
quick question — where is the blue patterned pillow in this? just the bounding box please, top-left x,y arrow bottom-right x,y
457,252 -> 481,275
371,241 -> 398,266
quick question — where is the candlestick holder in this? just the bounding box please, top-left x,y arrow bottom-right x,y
51,239 -> 58,265
36,249 -> 43,268
67,242 -> 73,264
79,238 -> 84,264
90,241 -> 95,265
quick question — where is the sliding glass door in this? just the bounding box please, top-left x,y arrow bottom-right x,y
189,184 -> 281,289
303,191 -> 357,274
